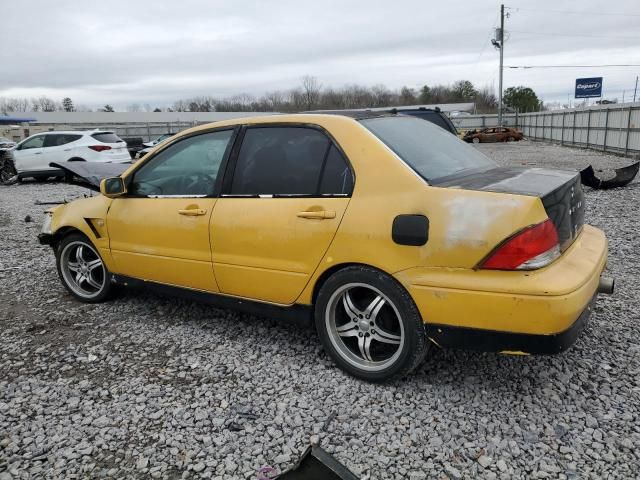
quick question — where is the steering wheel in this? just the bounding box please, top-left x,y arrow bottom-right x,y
133,181 -> 163,196
182,173 -> 215,195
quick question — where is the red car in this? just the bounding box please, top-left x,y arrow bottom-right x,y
464,127 -> 524,143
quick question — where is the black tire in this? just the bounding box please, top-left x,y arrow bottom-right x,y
0,155 -> 18,185
315,266 -> 429,382
55,233 -> 114,303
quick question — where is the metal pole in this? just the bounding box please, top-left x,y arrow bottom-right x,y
603,108 -> 609,152
498,4 -> 505,126
624,105 -> 633,157
634,76 -> 639,103
586,109 -> 592,148
561,111 -> 565,146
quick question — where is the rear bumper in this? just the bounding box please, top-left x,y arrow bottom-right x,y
425,294 -> 596,354
395,225 -> 608,351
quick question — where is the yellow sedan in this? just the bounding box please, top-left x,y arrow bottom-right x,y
39,113 -> 613,381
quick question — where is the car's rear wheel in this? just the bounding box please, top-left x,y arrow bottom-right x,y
472,137 -> 481,144
507,136 -> 515,142
56,233 -> 113,302
315,266 -> 429,382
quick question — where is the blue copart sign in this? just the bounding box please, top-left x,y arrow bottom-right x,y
575,77 -> 603,98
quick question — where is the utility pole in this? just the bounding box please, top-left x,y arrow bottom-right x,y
498,4 -> 505,126
634,76 -> 638,103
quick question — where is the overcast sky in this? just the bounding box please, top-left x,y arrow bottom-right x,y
2,0 -> 639,109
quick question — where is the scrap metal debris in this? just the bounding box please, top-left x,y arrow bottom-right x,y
50,161 -> 131,191
580,161 -> 639,189
275,445 -> 360,480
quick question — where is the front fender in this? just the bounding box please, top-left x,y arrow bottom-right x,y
47,195 -> 116,271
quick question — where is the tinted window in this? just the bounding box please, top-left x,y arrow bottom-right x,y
44,134 -> 82,147
360,116 -> 496,182
130,130 -> 233,197
21,135 -> 45,149
92,132 -> 123,143
231,127 -> 330,195
319,146 -> 353,195
400,111 -> 456,134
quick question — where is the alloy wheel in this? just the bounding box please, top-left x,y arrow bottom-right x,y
325,283 -> 405,372
59,241 -> 106,299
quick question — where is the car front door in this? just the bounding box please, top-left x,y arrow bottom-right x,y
13,134 -> 46,171
210,126 -> 354,304
106,129 -> 236,292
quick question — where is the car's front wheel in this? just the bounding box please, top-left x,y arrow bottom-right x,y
472,137 -> 481,144
56,233 -> 113,302
315,266 -> 429,382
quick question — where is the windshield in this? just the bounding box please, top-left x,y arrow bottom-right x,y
360,116 -> 496,182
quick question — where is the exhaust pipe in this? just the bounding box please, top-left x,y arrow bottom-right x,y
598,277 -> 615,295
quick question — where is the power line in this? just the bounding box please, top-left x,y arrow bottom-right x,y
505,6 -> 640,17
507,64 -> 640,69
510,30 -> 640,40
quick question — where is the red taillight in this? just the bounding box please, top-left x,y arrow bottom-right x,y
88,145 -> 112,152
480,219 -> 560,270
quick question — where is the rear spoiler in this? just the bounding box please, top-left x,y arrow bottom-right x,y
50,161 -> 131,191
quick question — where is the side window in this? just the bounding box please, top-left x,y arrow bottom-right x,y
319,145 -> 354,195
231,127 -> 330,195
129,130 -> 234,197
44,134 -> 82,147
20,135 -> 45,149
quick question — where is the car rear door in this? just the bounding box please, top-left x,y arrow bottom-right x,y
43,134 -> 82,165
106,129 -> 236,292
210,125 -> 354,304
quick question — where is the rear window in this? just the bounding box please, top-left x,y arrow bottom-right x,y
400,111 -> 456,134
360,116 -> 496,182
91,132 -> 123,143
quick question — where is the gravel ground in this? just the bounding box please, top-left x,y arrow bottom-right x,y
1,141 -> 639,479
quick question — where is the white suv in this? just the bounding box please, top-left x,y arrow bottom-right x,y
12,130 -> 131,181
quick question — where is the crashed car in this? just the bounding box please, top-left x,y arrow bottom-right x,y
464,126 -> 523,143
39,113 -> 612,382
0,136 -> 17,150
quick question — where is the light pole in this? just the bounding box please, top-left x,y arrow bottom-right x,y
492,5 -> 506,125
498,4 -> 504,126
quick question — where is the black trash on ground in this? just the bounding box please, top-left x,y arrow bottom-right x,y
580,161 -> 639,189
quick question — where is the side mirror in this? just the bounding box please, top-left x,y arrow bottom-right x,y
100,177 -> 127,198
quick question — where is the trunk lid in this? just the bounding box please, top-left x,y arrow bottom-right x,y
431,166 -> 585,251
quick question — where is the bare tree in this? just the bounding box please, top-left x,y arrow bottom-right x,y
37,96 -> 57,112
399,86 -> 416,105
301,75 -> 321,110
127,103 -> 141,112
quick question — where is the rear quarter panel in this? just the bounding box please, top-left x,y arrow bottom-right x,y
295,117 -> 549,304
